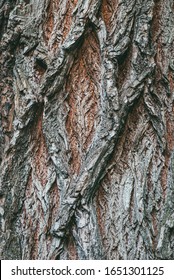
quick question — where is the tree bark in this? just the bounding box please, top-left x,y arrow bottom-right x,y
0,0 -> 174,260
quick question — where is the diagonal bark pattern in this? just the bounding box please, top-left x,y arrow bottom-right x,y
0,0 -> 174,259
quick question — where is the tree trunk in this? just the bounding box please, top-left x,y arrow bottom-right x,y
0,0 -> 174,260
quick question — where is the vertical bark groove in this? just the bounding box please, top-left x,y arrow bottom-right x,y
65,29 -> 101,174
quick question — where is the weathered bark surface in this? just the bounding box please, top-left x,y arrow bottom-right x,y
0,0 -> 174,260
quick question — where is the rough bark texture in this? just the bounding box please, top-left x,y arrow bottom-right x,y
0,0 -> 174,260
